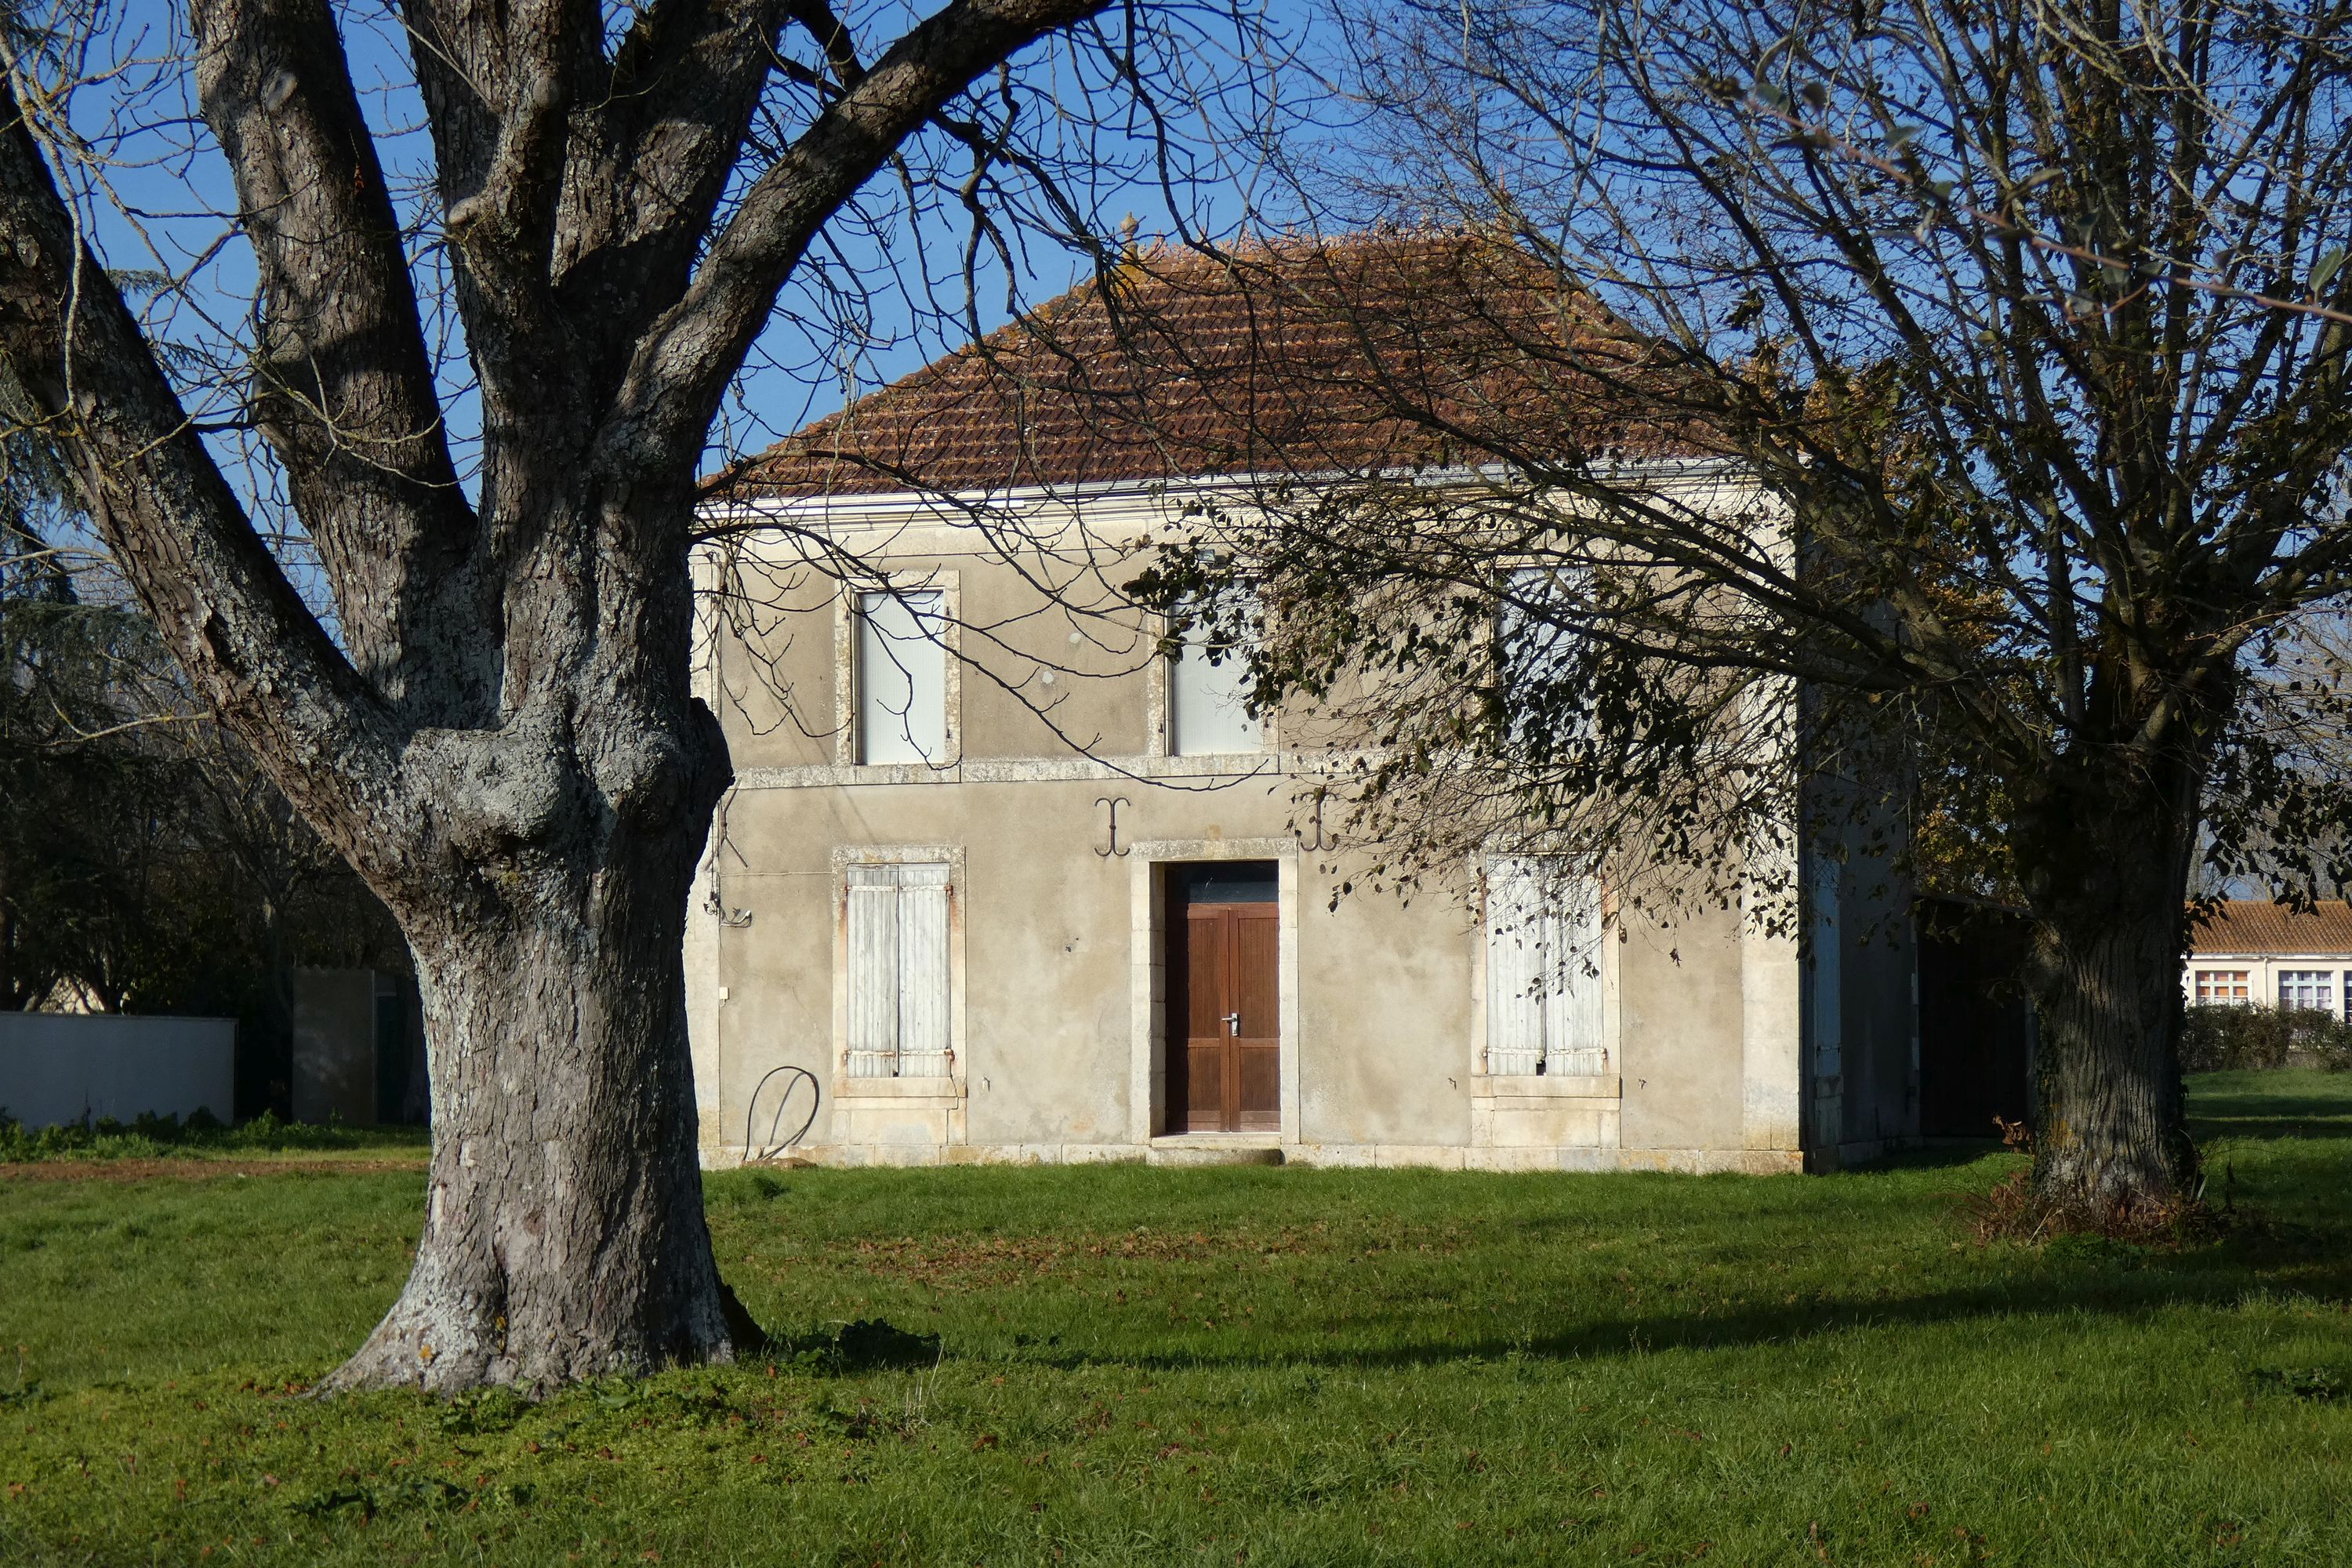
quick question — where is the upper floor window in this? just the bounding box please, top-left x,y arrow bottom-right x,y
2279,970 -> 2334,1012
1484,856 -> 1607,1077
1169,591 -> 1261,756
1497,564 -> 1586,749
2193,969 -> 2251,1004
856,589 -> 947,764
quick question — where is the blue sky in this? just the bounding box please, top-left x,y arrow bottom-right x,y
59,0 -> 1310,528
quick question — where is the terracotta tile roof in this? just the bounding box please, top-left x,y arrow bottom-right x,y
710,233 -> 1705,501
2190,900 -> 2352,956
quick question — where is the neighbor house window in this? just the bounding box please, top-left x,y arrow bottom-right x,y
2279,971 -> 2333,1012
856,589 -> 947,764
1169,593 -> 1261,756
845,862 -> 952,1078
2193,970 -> 2251,1004
1484,857 -> 1606,1076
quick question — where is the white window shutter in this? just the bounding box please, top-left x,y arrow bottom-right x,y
845,866 -> 901,1077
1487,856 -> 1606,1077
1485,858 -> 1547,1075
895,863 -> 953,1078
1543,876 -> 1606,1076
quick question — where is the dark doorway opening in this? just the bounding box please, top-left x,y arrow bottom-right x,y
1916,897 -> 2035,1138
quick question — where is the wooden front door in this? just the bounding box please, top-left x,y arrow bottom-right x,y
1171,898 -> 1280,1133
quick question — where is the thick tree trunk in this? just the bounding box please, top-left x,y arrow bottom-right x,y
0,0 -> 1117,1399
2016,767 -> 2202,1214
320,711 -> 757,1394
2026,895 -> 2198,1210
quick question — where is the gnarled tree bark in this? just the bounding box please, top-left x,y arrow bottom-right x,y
328,699 -> 747,1390
0,0 -> 1112,1389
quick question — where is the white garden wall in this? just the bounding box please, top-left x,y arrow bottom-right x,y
0,1014 -> 237,1129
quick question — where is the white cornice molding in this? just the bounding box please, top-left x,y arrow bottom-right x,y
693,457 -> 1759,551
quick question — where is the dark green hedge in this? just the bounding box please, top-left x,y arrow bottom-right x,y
2180,1004 -> 2352,1072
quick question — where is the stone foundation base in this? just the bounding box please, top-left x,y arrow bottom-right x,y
704,1141 -> 1804,1174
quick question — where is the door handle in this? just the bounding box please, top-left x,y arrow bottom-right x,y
1222,1012 -> 1240,1036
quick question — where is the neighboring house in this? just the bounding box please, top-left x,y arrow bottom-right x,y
2185,901 -> 2352,1017
686,236 -> 1918,1173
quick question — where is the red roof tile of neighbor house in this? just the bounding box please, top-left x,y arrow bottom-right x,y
2190,900 -> 2352,956
709,233 -> 1705,502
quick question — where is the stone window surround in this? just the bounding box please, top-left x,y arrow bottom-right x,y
1127,837 -> 1302,1147
829,843 -> 969,1116
833,569 -> 963,775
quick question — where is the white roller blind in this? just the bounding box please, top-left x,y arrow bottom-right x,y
1171,633 -> 1261,756
1498,566 -> 1587,751
858,590 -> 946,764
1485,857 -> 1606,1076
1170,585 -> 1261,757
844,862 -> 953,1079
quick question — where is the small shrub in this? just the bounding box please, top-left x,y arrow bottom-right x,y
2180,1004 -> 2352,1072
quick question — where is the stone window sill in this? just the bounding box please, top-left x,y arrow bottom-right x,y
1472,1073 -> 1621,1098
833,1075 -> 965,1102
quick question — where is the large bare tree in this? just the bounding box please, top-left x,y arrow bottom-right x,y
0,0 -> 1235,1389
1136,0 -> 2352,1213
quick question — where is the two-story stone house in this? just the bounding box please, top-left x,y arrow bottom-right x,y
684,237 -> 1919,1172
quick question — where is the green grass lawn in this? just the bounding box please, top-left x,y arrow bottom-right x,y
2,1073 -> 2347,1566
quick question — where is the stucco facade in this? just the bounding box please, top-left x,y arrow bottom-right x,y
682,485 -> 1920,1173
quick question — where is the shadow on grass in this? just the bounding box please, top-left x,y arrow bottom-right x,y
2189,1088 -> 2352,1142
2185,1073 -> 2352,1144
942,1181 -> 2352,1377
1003,1256 -> 2352,1376
1841,1142 -> 2007,1172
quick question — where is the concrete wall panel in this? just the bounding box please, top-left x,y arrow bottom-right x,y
0,1014 -> 236,1129
1617,904 -> 1748,1152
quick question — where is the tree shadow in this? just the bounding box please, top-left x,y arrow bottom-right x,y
1842,1142 -> 2008,1172
1004,1213 -> 2352,1377
2188,1086 -> 2352,1143
1030,1277 -> 2351,1375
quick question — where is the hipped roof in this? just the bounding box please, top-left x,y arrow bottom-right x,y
710,233 -> 1704,503
2190,900 -> 2352,957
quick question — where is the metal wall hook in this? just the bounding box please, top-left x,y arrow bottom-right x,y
1094,795 -> 1132,858
1298,786 -> 1334,852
